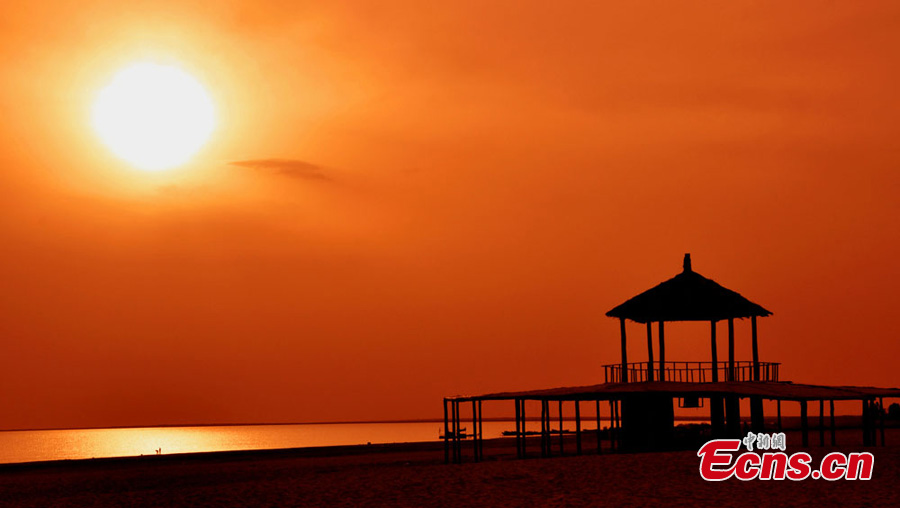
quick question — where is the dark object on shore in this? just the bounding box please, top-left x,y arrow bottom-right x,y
889,403 -> 900,420
439,428 -> 467,439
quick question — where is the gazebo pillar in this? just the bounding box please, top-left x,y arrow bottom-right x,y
710,321 -> 718,382
751,316 -> 760,381
727,318 -> 735,381
658,321 -> 665,381
646,322 -> 654,382
619,318 -> 628,383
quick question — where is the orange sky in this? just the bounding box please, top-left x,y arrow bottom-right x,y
1,1 -> 899,430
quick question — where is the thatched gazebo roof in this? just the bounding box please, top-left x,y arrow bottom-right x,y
606,254 -> 771,323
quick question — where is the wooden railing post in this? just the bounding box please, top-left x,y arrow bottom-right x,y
646,322 -> 654,382
710,321 -> 719,383
658,321 -> 666,381
751,316 -> 760,381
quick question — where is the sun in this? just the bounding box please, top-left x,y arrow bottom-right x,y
92,62 -> 215,171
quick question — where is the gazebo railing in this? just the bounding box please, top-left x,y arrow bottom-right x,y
603,361 -> 780,384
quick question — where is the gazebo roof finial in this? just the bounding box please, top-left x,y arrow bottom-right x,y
683,253 -> 691,272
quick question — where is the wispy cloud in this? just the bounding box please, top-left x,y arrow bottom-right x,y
229,158 -> 331,181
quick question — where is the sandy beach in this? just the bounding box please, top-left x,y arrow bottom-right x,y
1,429 -> 897,507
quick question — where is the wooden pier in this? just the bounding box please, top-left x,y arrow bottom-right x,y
443,381 -> 898,463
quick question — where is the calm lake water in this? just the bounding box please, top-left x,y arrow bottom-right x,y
0,422 -> 519,465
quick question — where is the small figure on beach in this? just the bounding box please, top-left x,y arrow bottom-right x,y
156,448 -> 161,455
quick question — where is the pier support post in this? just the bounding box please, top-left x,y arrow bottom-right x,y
459,401 -> 465,463
575,401 -> 582,455
472,400 -> 478,461
538,400 -> 543,457
608,400 -> 616,451
871,399 -> 878,446
777,400 -> 782,431
450,401 -> 457,463
449,400 -> 455,463
866,399 -> 877,446
862,399 -> 870,446
710,397 -> 725,438
725,396 -> 741,437
515,399 -> 521,458
819,400 -> 825,447
801,401 -> 809,447
546,400 -> 552,457
596,400 -> 602,454
478,400 -> 484,460
614,399 -> 621,451
521,399 -> 527,458
830,400 -> 836,446
443,398 -> 450,464
880,397 -> 886,446
750,397 -> 765,433
539,400 -> 545,457
541,400 -> 550,457
558,400 -> 564,456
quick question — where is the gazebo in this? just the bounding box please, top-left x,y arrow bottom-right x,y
605,253 -> 773,445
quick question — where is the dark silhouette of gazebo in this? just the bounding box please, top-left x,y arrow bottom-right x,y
604,253 -> 774,447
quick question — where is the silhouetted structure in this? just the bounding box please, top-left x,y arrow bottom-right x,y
443,254 -> 900,463
604,253 -> 772,449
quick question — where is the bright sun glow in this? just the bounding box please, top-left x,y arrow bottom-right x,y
92,63 -> 215,171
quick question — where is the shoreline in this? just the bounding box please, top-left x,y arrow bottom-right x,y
1,425 -> 894,470
0,439 -> 449,473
